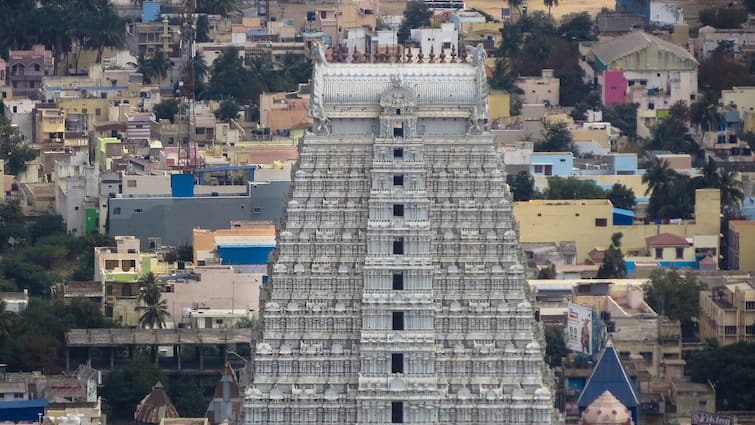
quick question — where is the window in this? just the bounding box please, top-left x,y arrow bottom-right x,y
675,247 -> 684,259
393,175 -> 404,186
393,148 -> 404,158
533,164 -> 544,174
96,108 -> 101,116
655,247 -> 663,259
106,285 -> 113,296
619,351 -> 630,360
112,207 -> 121,215
127,179 -> 137,188
254,207 -> 262,214
392,272 -> 404,290
391,401 -> 403,423
640,351 -> 653,365
746,301 -> 755,310
396,108 -> 401,115
81,108 -> 88,114
121,285 -> 132,297
391,353 -> 404,373
393,238 -> 404,255
724,326 -> 737,335
392,312 -> 405,330
393,127 -> 403,137
746,325 -> 755,335
595,218 -> 607,227
34,64 -> 40,72
393,204 -> 404,217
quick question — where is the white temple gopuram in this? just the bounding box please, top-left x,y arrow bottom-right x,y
242,44 -> 556,425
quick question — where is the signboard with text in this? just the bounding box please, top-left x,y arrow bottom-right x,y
692,412 -> 734,425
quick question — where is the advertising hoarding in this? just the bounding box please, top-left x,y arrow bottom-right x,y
566,303 -> 593,355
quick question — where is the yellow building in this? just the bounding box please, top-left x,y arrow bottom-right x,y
513,188 -> 720,262
459,22 -> 502,46
488,90 -> 511,123
728,220 -> 755,271
699,280 -> 755,345
35,107 -> 65,144
193,221 -> 276,264
57,98 -> 111,126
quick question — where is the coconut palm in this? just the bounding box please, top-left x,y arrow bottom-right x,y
694,157 -> 720,189
84,1 -> 126,63
718,168 -> 744,211
642,158 -> 676,196
136,273 -> 171,329
543,0 -> 559,17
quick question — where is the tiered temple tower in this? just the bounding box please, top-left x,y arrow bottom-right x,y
242,44 -> 555,425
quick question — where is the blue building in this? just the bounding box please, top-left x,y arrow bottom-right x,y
529,152 -> 574,177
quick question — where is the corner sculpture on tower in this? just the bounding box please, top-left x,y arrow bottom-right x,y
244,41 -> 557,425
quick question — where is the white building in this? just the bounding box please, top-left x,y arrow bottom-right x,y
55,152 -> 100,235
409,23 -> 459,57
243,45 -> 555,425
517,69 -> 560,106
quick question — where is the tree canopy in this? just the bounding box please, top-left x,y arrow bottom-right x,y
214,99 -> 240,122
0,117 -> 38,175
153,99 -> 180,123
606,183 -> 636,210
597,232 -> 627,279
506,171 -> 536,201
398,1 -> 432,43
602,103 -> 638,139
544,176 -> 605,199
687,342 -> 755,410
536,122 -> 575,153
642,269 -> 704,337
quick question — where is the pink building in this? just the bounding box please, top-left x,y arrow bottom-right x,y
8,45 -> 54,100
161,266 -> 263,325
602,70 -> 628,106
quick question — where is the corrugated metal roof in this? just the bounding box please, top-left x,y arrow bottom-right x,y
591,31 -> 696,68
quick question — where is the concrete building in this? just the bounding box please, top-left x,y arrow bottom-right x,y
409,23 -> 459,58
54,152 -> 100,235
34,106 -> 65,145
580,31 -> 697,116
529,152 -> 574,177
721,86 -> 755,113
162,266 -> 264,325
243,47 -> 555,425
616,0 -> 683,26
259,90 -> 311,134
108,180 -> 289,249
517,69 -> 560,106
728,220 -> 755,271
699,279 -> 755,345
7,45 -> 54,100
514,189 -> 721,262
193,221 -> 276,265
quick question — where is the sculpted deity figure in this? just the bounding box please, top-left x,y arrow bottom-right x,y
309,42 -> 330,135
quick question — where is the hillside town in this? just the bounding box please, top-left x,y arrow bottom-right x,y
0,0 -> 755,424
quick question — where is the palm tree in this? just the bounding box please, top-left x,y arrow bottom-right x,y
694,157 -> 720,189
543,0 -> 559,17
718,168 -> 744,211
642,158 -> 675,196
85,1 -> 126,63
136,272 -> 171,329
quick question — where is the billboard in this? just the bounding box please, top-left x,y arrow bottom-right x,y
566,303 -> 593,355
691,412 -> 734,425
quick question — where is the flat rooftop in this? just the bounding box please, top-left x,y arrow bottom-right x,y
66,328 -> 251,347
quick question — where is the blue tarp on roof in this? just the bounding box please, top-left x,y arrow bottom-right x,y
0,399 -> 49,422
577,345 -> 640,424
612,208 -> 634,226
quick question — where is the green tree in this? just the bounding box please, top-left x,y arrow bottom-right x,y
557,12 -> 596,42
699,6 -> 748,29
686,342 -> 755,410
0,201 -> 28,252
544,326 -> 567,367
642,158 -> 675,197
82,0 -> 125,63
699,46 -> 755,98
177,244 -> 193,262
643,269 -> 704,337
717,168 -> 744,212
27,214 -> 65,243
0,118 -> 38,175
506,171 -> 535,201
602,103 -> 638,139
690,92 -> 721,132
169,376 -> 208,417
196,0 -> 238,15
398,1 -> 432,43
196,15 -> 210,42
597,232 -> 627,278
214,99 -> 240,122
209,48 -> 262,104
136,273 -> 171,329
102,356 -> 165,420
153,99 -> 180,123
647,174 -> 695,220
543,0 -> 559,17
606,183 -> 636,210
537,265 -> 556,279
544,176 -> 605,199
536,122 -> 575,153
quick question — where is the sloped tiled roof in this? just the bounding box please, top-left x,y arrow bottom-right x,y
645,233 -> 689,247
591,31 -> 697,67
578,345 -> 640,411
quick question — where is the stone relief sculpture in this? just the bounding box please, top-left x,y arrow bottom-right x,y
309,42 -> 330,135
468,43 -> 489,135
